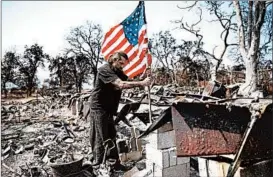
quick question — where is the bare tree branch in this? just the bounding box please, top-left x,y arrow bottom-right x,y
177,7 -> 203,49
177,1 -> 198,11
212,46 -> 218,56
266,1 -> 273,8
254,2 -> 266,29
65,21 -> 103,86
192,7 -> 203,28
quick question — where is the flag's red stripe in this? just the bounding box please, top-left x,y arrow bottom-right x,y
138,29 -> 147,43
124,48 -> 147,75
129,37 -> 148,60
105,37 -> 127,60
129,65 -> 146,78
128,53 -> 152,78
101,28 -> 124,53
128,49 -> 139,62
126,52 -> 152,78
124,45 -> 133,54
101,25 -> 119,47
124,38 -> 148,73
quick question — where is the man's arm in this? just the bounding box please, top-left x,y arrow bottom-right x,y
112,77 -> 151,90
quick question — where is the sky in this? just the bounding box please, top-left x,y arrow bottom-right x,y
2,1 -> 233,88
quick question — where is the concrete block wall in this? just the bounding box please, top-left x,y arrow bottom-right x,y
146,130 -> 176,150
146,161 -> 190,177
145,122 -> 176,150
145,122 -> 190,177
146,146 -> 190,168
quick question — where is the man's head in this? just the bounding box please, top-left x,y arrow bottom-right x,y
108,51 -> 129,70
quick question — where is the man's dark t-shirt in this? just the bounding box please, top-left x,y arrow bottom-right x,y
90,63 -> 128,115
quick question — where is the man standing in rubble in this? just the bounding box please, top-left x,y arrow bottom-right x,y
89,51 -> 151,171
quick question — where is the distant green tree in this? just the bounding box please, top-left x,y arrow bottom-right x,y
65,21 -> 104,86
64,54 -> 91,93
48,55 -> 67,87
18,44 -> 49,96
1,51 -> 20,98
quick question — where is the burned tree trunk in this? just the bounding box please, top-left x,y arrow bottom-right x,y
234,1 -> 267,95
244,59 -> 258,92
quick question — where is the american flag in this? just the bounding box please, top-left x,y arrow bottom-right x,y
101,1 -> 152,78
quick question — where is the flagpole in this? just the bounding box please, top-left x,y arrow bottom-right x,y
147,69 -> 152,124
142,1 -> 153,124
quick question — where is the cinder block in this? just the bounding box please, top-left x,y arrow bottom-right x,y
146,146 -> 169,169
177,156 -> 190,165
146,146 -> 189,170
169,148 -> 190,166
158,130 -> 176,149
163,151 -> 170,168
169,148 -> 177,166
162,163 -> 190,177
146,130 -> 176,150
146,159 -> 190,177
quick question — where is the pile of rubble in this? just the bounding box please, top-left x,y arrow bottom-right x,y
2,81 -> 272,177
1,91 -> 162,176
1,95 -> 90,176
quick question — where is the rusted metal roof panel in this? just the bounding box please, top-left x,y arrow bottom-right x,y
171,100 -> 272,161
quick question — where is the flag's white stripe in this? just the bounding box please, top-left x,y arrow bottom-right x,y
118,41 -> 131,53
124,47 -> 148,72
101,25 -> 123,50
103,40 -> 130,59
123,40 -> 148,71
102,34 -> 126,57
126,44 -> 138,58
127,55 -> 148,76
